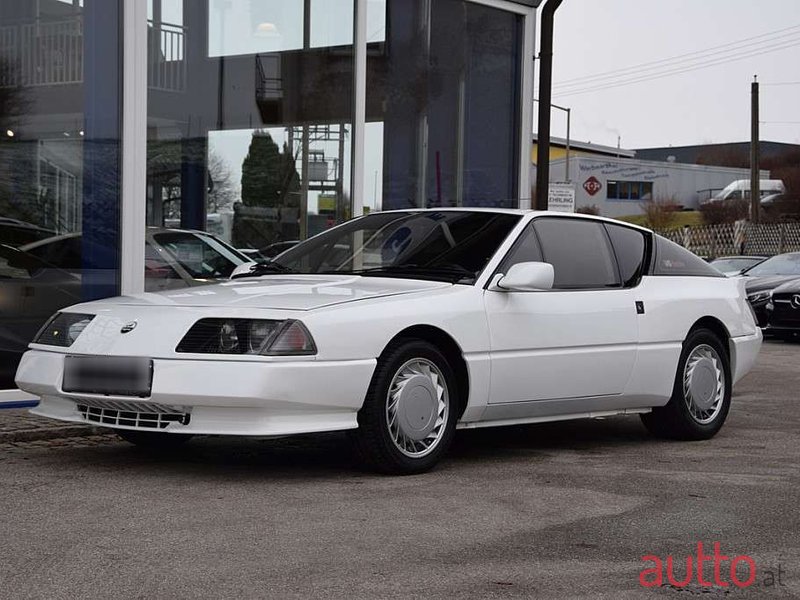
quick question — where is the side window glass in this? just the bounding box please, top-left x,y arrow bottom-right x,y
604,223 -> 646,287
653,236 -> 724,277
533,219 -> 620,289
498,224 -> 543,272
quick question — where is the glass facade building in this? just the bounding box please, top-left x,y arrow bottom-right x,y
0,0 -> 536,392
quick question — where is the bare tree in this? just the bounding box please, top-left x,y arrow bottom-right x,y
207,151 -> 237,214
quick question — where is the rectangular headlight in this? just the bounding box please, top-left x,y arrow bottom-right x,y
33,312 -> 95,347
175,319 -> 316,356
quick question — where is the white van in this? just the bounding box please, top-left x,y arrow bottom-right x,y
706,179 -> 786,204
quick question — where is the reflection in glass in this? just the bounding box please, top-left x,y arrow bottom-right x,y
149,0 -> 354,268
365,0 -> 522,211
208,0 -> 304,57
0,0 -> 121,388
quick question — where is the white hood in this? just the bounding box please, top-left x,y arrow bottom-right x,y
89,275 -> 452,311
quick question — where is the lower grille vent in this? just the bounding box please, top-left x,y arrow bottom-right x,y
77,400 -> 190,429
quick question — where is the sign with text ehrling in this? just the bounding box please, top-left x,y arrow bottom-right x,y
548,183 -> 576,213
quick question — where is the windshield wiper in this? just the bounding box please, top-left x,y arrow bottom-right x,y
345,264 -> 477,283
231,261 -> 297,279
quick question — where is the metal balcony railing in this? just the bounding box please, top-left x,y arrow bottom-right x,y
0,17 -> 83,86
255,53 -> 283,102
0,16 -> 187,92
147,21 -> 187,92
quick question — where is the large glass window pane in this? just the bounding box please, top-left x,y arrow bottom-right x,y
148,0 -> 354,276
0,0 -> 122,389
208,0 -> 303,57
364,0 -> 522,211
533,219 -> 620,289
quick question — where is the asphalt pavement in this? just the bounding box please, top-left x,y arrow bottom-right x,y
0,340 -> 798,599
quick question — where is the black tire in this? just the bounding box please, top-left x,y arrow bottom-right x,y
351,338 -> 459,475
116,429 -> 193,449
641,328 -> 732,441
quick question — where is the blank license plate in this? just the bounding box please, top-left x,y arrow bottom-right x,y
62,356 -> 153,397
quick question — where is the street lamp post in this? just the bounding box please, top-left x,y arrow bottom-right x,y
534,100 -> 572,183
552,103 -> 571,183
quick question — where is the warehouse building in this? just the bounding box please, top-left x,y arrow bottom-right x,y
533,136 -> 767,218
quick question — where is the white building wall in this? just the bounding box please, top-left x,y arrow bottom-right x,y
547,156 -> 769,218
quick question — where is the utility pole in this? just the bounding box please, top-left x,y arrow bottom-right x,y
535,0 -> 563,210
751,76 -> 760,223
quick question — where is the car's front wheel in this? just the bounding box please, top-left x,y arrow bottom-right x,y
116,429 -> 194,449
352,339 -> 458,474
641,328 -> 732,440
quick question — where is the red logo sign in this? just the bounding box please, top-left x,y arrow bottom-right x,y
583,176 -> 603,196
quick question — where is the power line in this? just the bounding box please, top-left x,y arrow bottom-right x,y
554,23 -> 800,88
761,81 -> 800,86
553,40 -> 800,98
761,121 -> 800,125
554,33 -> 800,92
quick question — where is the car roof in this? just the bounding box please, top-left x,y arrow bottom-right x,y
372,208 -> 652,232
18,226 -> 214,252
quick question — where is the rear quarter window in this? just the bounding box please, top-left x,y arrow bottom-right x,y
652,236 -> 723,277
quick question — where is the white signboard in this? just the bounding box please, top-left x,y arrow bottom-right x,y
548,183 -> 576,213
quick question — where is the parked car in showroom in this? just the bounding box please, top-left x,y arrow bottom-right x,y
741,252 -> 800,327
0,217 -> 55,247
16,210 -> 762,474
0,228 -> 252,388
709,255 -> 766,277
765,278 -> 800,340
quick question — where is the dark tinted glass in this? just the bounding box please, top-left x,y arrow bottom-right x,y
653,237 -> 724,277
532,218 -> 621,289
366,0 -> 522,210
276,211 -> 520,282
0,1 -> 122,388
23,237 -> 82,270
498,224 -> 543,272
604,223 -> 646,287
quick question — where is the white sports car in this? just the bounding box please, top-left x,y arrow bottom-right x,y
16,209 -> 762,474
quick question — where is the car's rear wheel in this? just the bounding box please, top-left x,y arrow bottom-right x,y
116,429 -> 193,449
352,339 -> 458,474
641,328 -> 732,440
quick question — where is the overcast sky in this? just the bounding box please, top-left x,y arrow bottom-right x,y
546,0 -> 800,150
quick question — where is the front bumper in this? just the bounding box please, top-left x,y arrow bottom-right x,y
16,350 -> 376,436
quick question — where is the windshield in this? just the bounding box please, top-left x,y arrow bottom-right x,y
743,253 -> 800,277
710,258 -> 761,273
271,211 -> 521,284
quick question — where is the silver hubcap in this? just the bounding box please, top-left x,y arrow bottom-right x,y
386,358 -> 449,458
683,344 -> 725,425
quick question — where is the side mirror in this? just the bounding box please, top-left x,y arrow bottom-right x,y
489,261 -> 554,292
229,261 -> 259,280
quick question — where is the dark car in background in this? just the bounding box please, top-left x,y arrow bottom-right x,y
741,252 -> 800,327
0,218 -> 55,248
765,279 -> 800,340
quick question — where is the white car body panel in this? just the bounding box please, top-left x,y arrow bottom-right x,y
15,210 -> 763,439
484,287 -> 639,403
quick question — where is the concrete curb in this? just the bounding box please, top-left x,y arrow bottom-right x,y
0,424 -> 101,444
